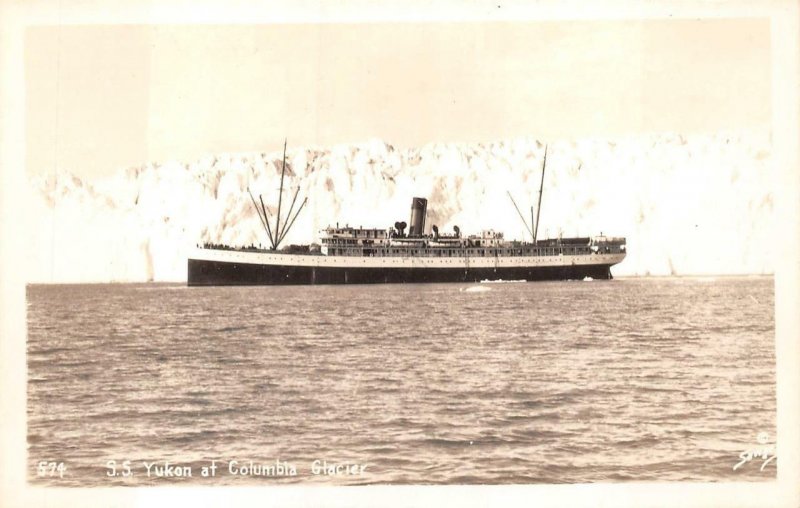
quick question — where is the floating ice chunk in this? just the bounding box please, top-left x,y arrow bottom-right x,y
463,286 -> 492,292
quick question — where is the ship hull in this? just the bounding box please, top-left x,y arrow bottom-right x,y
187,258 -> 616,286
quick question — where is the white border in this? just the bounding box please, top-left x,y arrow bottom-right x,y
1,1 -> 797,507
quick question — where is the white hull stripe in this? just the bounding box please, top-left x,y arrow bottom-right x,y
190,248 -> 625,269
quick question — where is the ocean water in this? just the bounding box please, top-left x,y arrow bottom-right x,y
26,276 -> 776,486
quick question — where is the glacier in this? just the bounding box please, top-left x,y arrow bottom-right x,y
25,131 -> 774,283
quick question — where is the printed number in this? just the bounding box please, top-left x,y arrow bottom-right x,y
106,460 -> 132,477
37,461 -> 66,478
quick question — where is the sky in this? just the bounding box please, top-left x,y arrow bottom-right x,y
25,19 -> 771,179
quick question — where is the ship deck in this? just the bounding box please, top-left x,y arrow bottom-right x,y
198,240 -> 624,259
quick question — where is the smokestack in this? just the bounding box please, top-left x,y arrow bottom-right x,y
408,197 -> 427,237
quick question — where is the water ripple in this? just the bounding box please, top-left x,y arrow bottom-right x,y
26,277 -> 775,485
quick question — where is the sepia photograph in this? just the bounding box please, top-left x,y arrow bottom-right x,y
1,1 -> 798,507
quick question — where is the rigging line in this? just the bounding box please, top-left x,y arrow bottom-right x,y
530,206 -> 535,244
274,138 -> 288,243
533,145 -> 547,243
277,198 -> 308,246
259,194 -> 276,249
507,191 -> 534,241
277,186 -> 300,244
247,188 -> 273,247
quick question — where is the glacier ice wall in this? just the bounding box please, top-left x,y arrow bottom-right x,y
25,132 -> 773,283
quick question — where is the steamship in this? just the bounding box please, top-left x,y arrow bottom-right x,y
187,142 -> 626,286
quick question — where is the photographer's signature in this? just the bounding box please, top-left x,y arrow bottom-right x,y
733,432 -> 776,472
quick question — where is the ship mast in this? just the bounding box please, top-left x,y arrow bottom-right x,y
248,139 -> 308,250
533,145 -> 547,243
